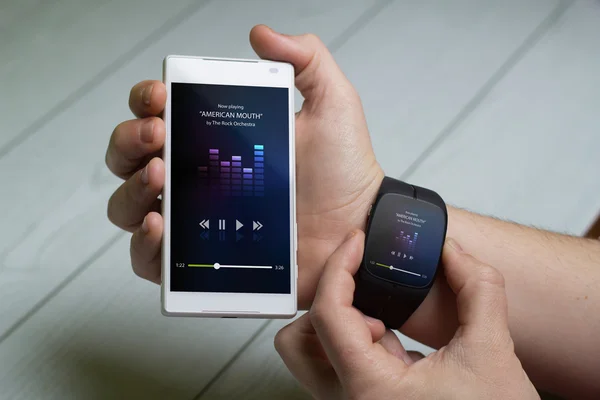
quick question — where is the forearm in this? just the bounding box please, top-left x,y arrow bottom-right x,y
402,206 -> 600,398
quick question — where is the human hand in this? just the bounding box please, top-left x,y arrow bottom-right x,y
105,25 -> 384,308
274,231 -> 540,400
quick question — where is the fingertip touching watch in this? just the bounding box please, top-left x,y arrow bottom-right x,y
353,177 -> 447,329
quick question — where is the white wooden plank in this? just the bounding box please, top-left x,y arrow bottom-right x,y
0,0 -> 377,339
199,319 -> 311,400
0,0 -> 106,51
408,0 -> 600,235
335,0 -> 561,179
0,236 -> 265,400
0,0 -> 45,31
199,316 -> 434,399
0,0 -> 202,152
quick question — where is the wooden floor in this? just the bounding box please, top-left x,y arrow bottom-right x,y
1,0 -> 599,398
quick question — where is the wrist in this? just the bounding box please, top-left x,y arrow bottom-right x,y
355,163 -> 385,231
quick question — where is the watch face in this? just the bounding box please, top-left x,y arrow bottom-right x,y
365,193 -> 446,288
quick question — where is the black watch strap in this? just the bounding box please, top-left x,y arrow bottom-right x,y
380,176 -> 445,211
379,176 -> 414,198
352,177 -> 444,329
353,267 -> 428,329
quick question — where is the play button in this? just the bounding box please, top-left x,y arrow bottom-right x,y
236,220 -> 243,231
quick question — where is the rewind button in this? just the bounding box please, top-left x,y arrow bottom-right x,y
199,219 -> 210,229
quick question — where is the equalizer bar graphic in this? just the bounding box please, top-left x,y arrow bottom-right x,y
198,145 -> 265,196
398,231 -> 418,251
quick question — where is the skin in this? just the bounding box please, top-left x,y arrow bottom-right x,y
274,232 -> 539,400
105,25 -> 600,398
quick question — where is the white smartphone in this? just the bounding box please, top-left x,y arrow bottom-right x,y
161,55 -> 297,318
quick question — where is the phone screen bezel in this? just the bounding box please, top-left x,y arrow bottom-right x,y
161,56 -> 297,317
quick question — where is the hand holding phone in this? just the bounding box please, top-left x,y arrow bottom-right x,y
106,25 -> 384,316
161,56 -> 297,318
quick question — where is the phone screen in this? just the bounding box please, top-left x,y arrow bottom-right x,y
169,82 -> 291,294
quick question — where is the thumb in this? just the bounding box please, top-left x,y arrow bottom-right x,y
249,24 -> 354,104
443,239 -> 511,341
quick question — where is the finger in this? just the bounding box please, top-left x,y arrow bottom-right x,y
107,157 -> 164,232
362,313 -> 386,343
129,80 -> 167,118
310,230 -> 399,379
249,25 -> 355,104
274,313 -> 342,400
443,238 -> 510,337
130,212 -> 163,284
377,330 -> 414,365
106,117 -> 165,179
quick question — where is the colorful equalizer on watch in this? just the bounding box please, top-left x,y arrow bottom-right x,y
398,231 -> 418,252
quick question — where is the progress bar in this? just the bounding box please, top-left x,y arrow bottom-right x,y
188,263 -> 272,270
374,262 -> 422,277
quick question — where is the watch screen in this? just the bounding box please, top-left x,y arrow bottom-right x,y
365,193 -> 446,288
169,82 -> 291,294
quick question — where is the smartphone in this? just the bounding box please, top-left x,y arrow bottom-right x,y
161,55 -> 297,318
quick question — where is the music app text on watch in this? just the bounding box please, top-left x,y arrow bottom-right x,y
169,82 -> 291,294
365,194 -> 445,288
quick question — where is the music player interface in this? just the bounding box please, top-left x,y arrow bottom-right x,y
365,195 -> 445,288
170,83 -> 291,294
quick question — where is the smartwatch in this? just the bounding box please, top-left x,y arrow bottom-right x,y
352,177 -> 447,329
